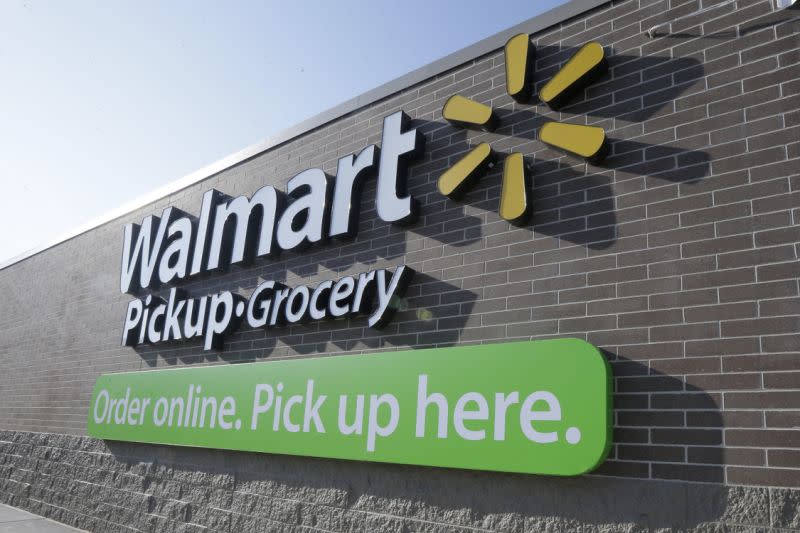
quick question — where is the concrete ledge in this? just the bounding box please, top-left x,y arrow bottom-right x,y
0,503 -> 85,532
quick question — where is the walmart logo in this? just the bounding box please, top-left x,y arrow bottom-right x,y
438,34 -> 610,225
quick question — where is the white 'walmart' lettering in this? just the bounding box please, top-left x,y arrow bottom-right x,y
120,111 -> 423,294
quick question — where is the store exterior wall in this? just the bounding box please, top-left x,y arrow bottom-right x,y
1,0 -> 799,531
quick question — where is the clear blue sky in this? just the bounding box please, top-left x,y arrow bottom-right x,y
0,0 -> 566,263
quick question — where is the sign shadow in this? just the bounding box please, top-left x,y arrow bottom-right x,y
132,42 -> 711,366
134,272 -> 477,367
105,351 -> 727,530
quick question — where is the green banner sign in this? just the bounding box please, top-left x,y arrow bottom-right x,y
88,339 -> 611,476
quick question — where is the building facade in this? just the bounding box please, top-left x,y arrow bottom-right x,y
1,0 -> 799,530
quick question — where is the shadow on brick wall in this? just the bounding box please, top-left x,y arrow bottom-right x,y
602,350 -> 724,483
135,272 -> 477,366
533,49 -> 705,123
400,48 -> 712,253
413,112 -> 710,253
189,47 -> 712,279
133,44 -> 711,366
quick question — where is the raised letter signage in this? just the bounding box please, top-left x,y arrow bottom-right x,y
88,339 -> 612,476
119,110 -> 423,350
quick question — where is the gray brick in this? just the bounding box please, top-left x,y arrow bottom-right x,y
682,267 -> 755,290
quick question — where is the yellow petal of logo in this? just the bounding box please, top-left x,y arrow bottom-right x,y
540,122 -> 608,163
499,152 -> 529,225
442,95 -> 497,131
438,34 -> 610,226
504,33 -> 535,102
438,142 -> 493,198
539,42 -> 607,110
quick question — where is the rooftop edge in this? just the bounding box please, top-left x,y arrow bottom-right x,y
0,0 -> 609,271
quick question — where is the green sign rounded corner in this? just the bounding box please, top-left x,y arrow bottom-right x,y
87,338 -> 612,477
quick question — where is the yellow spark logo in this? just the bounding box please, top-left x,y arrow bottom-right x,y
438,34 -> 610,225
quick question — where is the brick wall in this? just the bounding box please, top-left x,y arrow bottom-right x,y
0,0 -> 799,530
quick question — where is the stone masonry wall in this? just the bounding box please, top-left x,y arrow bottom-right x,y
1,430 -> 799,532
0,0 -> 799,531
